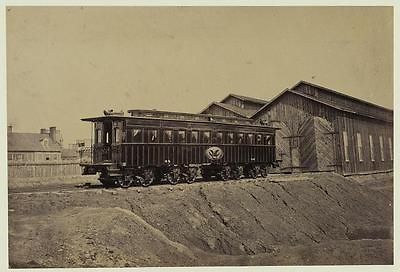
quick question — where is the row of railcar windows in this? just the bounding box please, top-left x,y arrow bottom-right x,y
126,128 -> 274,145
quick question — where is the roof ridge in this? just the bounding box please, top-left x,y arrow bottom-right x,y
292,80 -> 393,112
227,93 -> 268,104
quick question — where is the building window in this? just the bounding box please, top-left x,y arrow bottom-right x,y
343,131 -> 349,162
369,135 -> 375,162
234,99 -> 244,108
379,136 -> 385,162
388,137 -> 393,161
356,133 -> 363,162
8,154 -> 12,160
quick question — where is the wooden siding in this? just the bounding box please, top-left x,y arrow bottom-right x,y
254,91 -> 393,174
336,112 -> 393,174
224,97 -> 262,110
256,92 -> 337,172
268,121 -> 291,172
122,144 -> 275,167
8,162 -> 82,178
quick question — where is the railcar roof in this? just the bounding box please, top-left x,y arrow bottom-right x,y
81,110 -> 277,129
127,109 -> 253,121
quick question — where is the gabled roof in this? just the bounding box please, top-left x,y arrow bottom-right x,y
8,133 -> 61,152
251,87 -> 393,123
213,102 -> 259,118
221,93 -> 268,105
292,80 -> 393,112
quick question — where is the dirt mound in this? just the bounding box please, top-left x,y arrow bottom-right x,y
8,172 -> 393,267
10,207 -> 196,267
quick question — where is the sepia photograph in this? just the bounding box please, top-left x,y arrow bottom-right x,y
5,3 -> 396,270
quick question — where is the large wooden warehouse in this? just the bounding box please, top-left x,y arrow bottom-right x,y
252,81 -> 393,175
201,81 -> 393,175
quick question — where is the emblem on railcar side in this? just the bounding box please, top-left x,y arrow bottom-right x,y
205,146 -> 224,161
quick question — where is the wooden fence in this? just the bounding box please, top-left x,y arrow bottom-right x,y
8,161 -> 82,179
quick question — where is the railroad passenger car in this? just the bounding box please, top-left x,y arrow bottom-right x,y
81,109 -> 277,187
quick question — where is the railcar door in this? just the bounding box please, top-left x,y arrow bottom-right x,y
111,121 -> 124,164
93,121 -> 112,162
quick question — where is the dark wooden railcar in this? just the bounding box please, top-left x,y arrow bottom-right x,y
81,110 -> 277,187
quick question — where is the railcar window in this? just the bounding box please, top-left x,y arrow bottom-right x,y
178,130 -> 186,143
190,131 -> 199,143
212,132 -> 223,144
237,133 -> 244,144
164,130 -> 173,143
256,134 -> 262,145
265,135 -> 272,145
202,131 -> 211,143
106,132 -> 110,144
227,133 -> 234,144
247,134 -> 254,145
96,129 -> 102,144
149,129 -> 158,143
132,129 -> 142,143
114,128 -> 121,143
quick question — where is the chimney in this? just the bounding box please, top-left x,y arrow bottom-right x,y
49,126 -> 63,146
49,127 -> 57,143
7,125 -> 12,133
40,128 -> 49,134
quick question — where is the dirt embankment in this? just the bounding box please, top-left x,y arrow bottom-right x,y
8,172 -> 393,267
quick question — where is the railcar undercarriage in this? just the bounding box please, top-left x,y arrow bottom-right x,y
81,162 -> 277,188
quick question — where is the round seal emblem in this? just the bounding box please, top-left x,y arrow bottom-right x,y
205,146 -> 224,161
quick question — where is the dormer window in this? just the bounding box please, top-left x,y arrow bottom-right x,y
41,138 -> 49,148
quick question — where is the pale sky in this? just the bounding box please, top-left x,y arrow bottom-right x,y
6,6 -> 393,145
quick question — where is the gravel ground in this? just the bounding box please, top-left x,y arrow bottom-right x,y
8,172 -> 393,267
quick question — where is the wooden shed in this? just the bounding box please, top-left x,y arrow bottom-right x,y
251,81 -> 393,175
200,94 -> 267,118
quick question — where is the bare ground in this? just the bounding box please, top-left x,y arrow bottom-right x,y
8,172 -> 393,268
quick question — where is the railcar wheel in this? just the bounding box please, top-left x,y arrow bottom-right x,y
166,167 -> 180,185
119,175 -> 134,188
186,167 -> 198,184
231,166 -> 243,180
249,169 -> 257,179
141,169 -> 155,187
220,166 -> 231,181
260,166 -> 269,178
